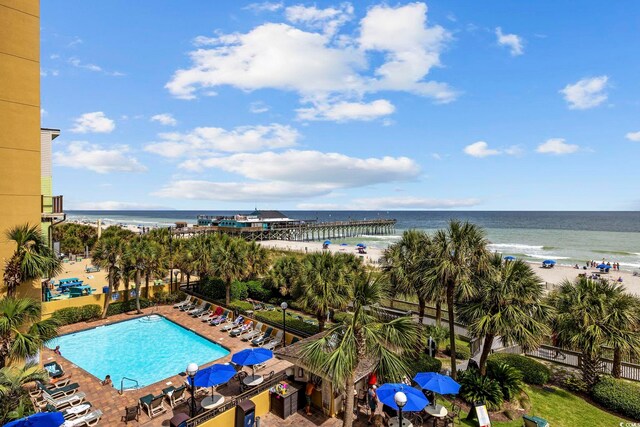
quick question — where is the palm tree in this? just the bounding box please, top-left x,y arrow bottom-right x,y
0,297 -> 58,368
124,237 -> 147,314
209,235 -> 249,305
428,220 -> 489,379
382,230 -> 441,324
3,224 -> 61,297
268,255 -> 303,297
297,252 -> 357,331
300,273 -> 420,427
92,236 -> 125,318
0,363 -> 49,424
174,239 -> 195,290
549,277 -> 640,388
142,239 -> 165,299
457,254 -> 552,375
608,292 -> 640,377
244,241 -> 270,280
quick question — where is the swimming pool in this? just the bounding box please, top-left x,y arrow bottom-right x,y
47,315 -> 229,388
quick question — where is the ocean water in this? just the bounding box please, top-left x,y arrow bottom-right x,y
46,315 -> 229,388
67,210 -> 640,271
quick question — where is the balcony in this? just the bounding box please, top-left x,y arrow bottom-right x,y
42,195 -> 65,222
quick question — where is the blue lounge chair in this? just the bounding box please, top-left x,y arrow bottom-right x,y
210,311 -> 229,326
221,315 -> 244,331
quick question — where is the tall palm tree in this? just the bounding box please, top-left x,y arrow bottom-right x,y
174,239 -> 195,290
209,235 -> 249,305
457,254 -> 552,375
382,230 -> 441,324
124,237 -> 147,314
608,292 -> 640,377
0,297 -> 58,368
297,252 -> 357,331
428,220 -> 489,379
244,241 -> 270,280
268,255 -> 303,297
301,273 -> 420,427
142,239 -> 165,299
549,277 -> 640,388
92,236 -> 125,318
3,224 -> 61,297
0,363 -> 49,424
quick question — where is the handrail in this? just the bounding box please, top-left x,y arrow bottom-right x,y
120,376 -> 139,394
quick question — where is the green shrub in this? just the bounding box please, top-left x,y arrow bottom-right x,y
198,278 -> 250,301
487,362 -> 523,401
254,310 -> 318,335
592,376 -> 640,420
487,353 -> 550,385
424,325 -> 449,348
332,311 -> 352,323
228,300 -> 254,312
107,298 -> 152,316
408,354 -> 442,376
458,369 -> 504,410
445,343 -> 471,360
245,281 -> 271,301
231,281 -> 248,301
52,305 -> 102,325
152,290 -> 185,305
559,372 -> 588,393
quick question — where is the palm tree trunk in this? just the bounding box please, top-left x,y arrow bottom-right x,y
478,334 -> 495,376
145,275 -> 150,299
186,273 -> 191,290
612,347 -> 622,378
101,270 -> 113,319
135,270 -> 142,314
446,283 -> 457,380
225,281 -> 231,305
581,352 -> 600,389
435,301 -> 442,327
317,312 -> 325,332
418,298 -> 426,324
343,373 -> 356,427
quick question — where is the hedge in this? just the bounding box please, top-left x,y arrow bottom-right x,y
409,354 -> 442,376
445,343 -> 471,360
51,305 -> 101,325
487,353 -> 550,385
107,298 -> 153,316
592,376 -> 640,420
255,310 -> 319,335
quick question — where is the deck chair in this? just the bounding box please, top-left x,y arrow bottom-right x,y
251,327 -> 273,346
221,315 -> 244,331
202,306 -> 224,322
139,393 -> 167,419
210,311 -> 230,326
173,295 -> 192,308
163,385 -> 187,408
195,304 -> 215,319
262,333 -> 283,350
242,323 -> 264,341
122,405 -> 139,424
290,337 -> 300,345
40,391 -> 87,410
230,321 -> 253,337
186,301 -> 207,315
46,402 -> 92,420
191,303 -> 211,317
180,299 -> 199,311
37,381 -> 80,398
64,409 -> 103,427
44,361 -> 64,378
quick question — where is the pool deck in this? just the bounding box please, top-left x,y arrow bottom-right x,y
41,305 -> 292,426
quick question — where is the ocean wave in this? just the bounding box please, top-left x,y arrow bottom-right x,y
525,254 -> 571,260
593,249 -> 634,256
489,243 -> 544,250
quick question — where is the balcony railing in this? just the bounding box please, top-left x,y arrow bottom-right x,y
42,195 -> 64,216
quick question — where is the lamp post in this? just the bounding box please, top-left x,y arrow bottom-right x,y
280,302 -> 288,347
394,391 -> 407,427
187,362 -> 198,417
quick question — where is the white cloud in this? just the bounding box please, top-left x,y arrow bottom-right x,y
464,141 -> 501,158
154,180 -> 332,201
536,138 -> 579,155
249,101 -> 270,113
166,2 -> 456,110
70,201 -> 168,210
350,196 -> 481,210
625,131 -> 640,142
495,27 -> 524,56
296,99 -> 395,121
179,150 -> 420,187
68,57 -> 124,76
70,112 -> 116,134
145,124 -> 299,157
560,76 -> 609,110
296,202 -> 341,210
243,2 -> 283,13
41,108 -> 47,118
285,3 -> 354,36
53,142 -> 147,173
150,113 -> 177,126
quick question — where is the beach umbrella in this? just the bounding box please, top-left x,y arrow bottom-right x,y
340,243 -> 348,246
542,260 -> 556,265
376,383 -> 429,411
231,348 -> 273,367
356,243 -> 366,247
5,412 -> 65,427
413,372 -> 460,399
504,256 -> 516,261
323,240 -> 331,245
187,363 -> 236,388
597,263 -> 609,269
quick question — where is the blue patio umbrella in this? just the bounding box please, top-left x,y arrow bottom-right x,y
542,259 -> 556,265
187,363 -> 237,388
597,263 -> 609,269
376,383 -> 429,412
5,412 -> 65,427
413,372 -> 460,396
231,348 -> 273,367
504,256 -> 516,261
356,243 -> 366,247
323,240 -> 331,245
340,243 -> 348,246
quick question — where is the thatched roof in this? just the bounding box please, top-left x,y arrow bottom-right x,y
274,332 -> 375,384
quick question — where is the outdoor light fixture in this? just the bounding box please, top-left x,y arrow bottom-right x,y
394,390 -> 407,427
187,362 -> 199,417
281,302 -> 288,347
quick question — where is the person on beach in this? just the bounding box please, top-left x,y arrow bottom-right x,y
367,385 -> 378,424
53,346 -> 61,356
305,380 -> 315,415
102,375 -> 112,386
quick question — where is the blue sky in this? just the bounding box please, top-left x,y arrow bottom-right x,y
40,1 -> 640,211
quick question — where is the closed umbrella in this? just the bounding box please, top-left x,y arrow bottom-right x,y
376,383 -> 429,411
5,412 -> 65,427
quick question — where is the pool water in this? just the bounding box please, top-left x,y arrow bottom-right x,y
47,315 -> 229,388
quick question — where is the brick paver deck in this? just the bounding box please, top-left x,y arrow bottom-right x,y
40,305 -> 291,426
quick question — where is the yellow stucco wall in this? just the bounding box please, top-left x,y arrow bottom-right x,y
198,389 -> 271,427
0,0 -> 41,299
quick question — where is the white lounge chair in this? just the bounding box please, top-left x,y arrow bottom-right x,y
262,331 -> 284,350
40,391 -> 87,410
139,393 -> 167,419
221,316 -> 244,331
186,301 -> 206,315
173,295 -> 191,308
230,321 -> 253,337
62,409 -> 103,427
242,324 -> 264,341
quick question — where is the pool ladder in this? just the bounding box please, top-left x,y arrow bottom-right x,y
120,377 -> 140,394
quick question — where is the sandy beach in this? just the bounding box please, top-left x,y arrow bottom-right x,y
258,240 -> 640,296
51,258 -> 109,294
